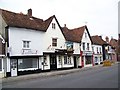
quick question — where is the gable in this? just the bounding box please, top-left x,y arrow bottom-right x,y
46,18 -> 65,40
81,27 -> 92,44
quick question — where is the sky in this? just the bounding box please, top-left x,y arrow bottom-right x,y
0,0 -> 119,40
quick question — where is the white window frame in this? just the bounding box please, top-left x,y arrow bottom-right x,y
52,38 -> 57,47
52,23 -> 56,29
23,40 -> 31,49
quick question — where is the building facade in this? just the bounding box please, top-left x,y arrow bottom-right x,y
62,25 -> 93,68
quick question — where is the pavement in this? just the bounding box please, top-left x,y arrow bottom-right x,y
1,62 -> 118,84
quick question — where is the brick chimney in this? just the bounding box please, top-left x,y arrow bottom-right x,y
27,8 -> 32,17
64,24 -> 66,27
105,36 -> 109,43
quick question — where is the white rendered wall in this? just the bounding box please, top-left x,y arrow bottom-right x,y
9,27 -> 45,56
81,29 -> 92,51
73,42 -> 80,54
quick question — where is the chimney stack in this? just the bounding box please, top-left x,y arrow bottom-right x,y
105,36 -> 109,43
28,8 -> 32,17
64,24 -> 66,27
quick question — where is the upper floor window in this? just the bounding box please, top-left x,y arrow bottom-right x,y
52,38 -> 57,47
97,47 -> 98,53
85,33 -> 87,38
83,42 -> 85,50
92,46 -> 94,52
99,47 -> 101,54
23,41 -> 30,48
52,23 -> 56,29
87,43 -> 89,50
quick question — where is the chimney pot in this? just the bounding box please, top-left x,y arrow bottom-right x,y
64,24 -> 66,27
28,8 -> 32,17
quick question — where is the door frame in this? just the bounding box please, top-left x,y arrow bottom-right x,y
50,54 -> 57,70
10,59 -> 18,77
74,56 -> 77,68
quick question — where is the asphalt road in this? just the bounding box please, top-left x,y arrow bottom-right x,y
2,63 -> 118,88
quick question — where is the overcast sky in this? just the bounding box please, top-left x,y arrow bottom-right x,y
0,0 -> 119,40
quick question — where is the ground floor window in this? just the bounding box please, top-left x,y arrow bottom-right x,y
18,58 -> 38,70
58,56 -> 62,65
64,56 -> 67,64
86,56 -> 92,65
0,59 -> 2,71
43,55 -> 48,65
95,57 -> 98,62
64,56 -> 72,65
67,56 -> 72,64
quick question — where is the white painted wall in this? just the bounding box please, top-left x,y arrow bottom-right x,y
92,45 -> 102,54
81,29 -> 92,51
43,18 -> 66,52
73,42 -> 80,54
8,18 -> 66,56
92,44 -> 103,64
9,27 -> 45,56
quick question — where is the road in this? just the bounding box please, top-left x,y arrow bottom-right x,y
2,63 -> 118,88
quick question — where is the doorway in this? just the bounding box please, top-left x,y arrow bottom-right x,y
74,56 -> 77,68
11,59 -> 17,76
50,54 -> 57,70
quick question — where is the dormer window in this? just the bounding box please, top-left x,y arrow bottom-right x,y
52,23 -> 56,29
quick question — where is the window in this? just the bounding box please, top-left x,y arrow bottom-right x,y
52,38 -> 57,47
87,43 -> 89,50
23,41 -> 30,48
52,23 -> 56,29
83,42 -> 85,50
18,58 -> 38,70
95,57 -> 98,62
44,56 -> 47,65
97,47 -> 98,53
58,56 -> 62,65
67,56 -> 72,64
0,59 -> 2,71
99,47 -> 101,54
92,46 -> 94,52
64,56 -> 67,64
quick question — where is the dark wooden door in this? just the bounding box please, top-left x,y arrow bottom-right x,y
50,54 -> 57,70
74,56 -> 77,68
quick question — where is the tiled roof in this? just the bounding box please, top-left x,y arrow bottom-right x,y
91,35 -> 107,45
0,8 -> 54,31
109,38 -> 118,48
62,26 -> 86,43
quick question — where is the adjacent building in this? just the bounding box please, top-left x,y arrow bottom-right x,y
62,25 -> 93,68
0,8 -> 74,77
91,35 -> 106,65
